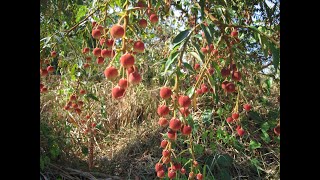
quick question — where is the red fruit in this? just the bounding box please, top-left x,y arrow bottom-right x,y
149,14 -> 158,24
40,87 -> 48,93
172,163 -> 181,171
207,67 -> 214,75
120,53 -> 135,68
193,161 -> 198,167
212,49 -> 218,55
157,170 -> 165,178
70,94 -> 77,101
194,63 -> 200,70
80,89 -> 86,95
64,105 -> 70,110
99,38 -> 106,46
110,25 -> 124,39
75,108 -> 82,115
182,125 -> 192,135
243,104 -> 251,111
101,49 -> 115,58
189,172 -> 195,178
169,118 -> 182,131
105,39 -> 114,48
168,170 -> 176,179
226,117 -> 233,123
40,83 -> 44,89
225,82 -> 236,93
232,71 -> 242,81
92,21 -> 97,27
47,66 -> 54,73
162,150 -> 170,157
91,123 -> 96,128
179,107 -> 190,117
86,57 -> 92,62
232,113 -> 239,119
67,101 -> 72,106
72,103 -> 78,108
180,168 -> 186,174
178,95 -> 191,108
92,48 -> 101,57
160,87 -> 172,99
274,125 -> 280,136
196,173 -> 203,180
92,29 -> 101,39
162,156 -> 171,164
78,101 -> 84,107
112,86 -> 126,99
136,0 -> 146,7
40,69 -> 48,76
83,63 -> 90,69
201,47 -> 208,54
104,66 -> 118,80
157,105 -> 170,117
232,64 -> 237,71
127,66 -> 135,74
231,30 -> 238,37
237,126 -> 245,136
196,89 -> 203,95
96,25 -> 104,33
221,68 -> 230,78
96,57 -> 104,65
133,41 -> 145,53
118,78 -> 128,89
86,114 -> 90,119
158,117 -> 169,127
128,71 -> 142,85
155,163 -> 164,172
195,75 -> 200,81
167,129 -> 177,140
139,19 -> 147,28
201,84 -> 208,93
51,51 -> 57,57
221,81 -> 229,90
82,47 -> 90,54
160,140 -> 168,148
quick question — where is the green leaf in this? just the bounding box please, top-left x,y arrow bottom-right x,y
248,111 -> 263,123
261,122 -> 270,131
189,52 -> 203,64
186,86 -> 195,97
201,24 -> 212,45
85,93 -> 99,102
183,62 -> 195,73
76,5 -> 88,23
216,154 -> 233,168
81,146 -> 88,156
172,29 -> 190,48
164,51 -> 179,73
270,43 -> 280,72
265,78 -> 272,90
261,130 -> 271,143
70,64 -> 78,81
201,110 -> 212,124
249,140 -> 261,150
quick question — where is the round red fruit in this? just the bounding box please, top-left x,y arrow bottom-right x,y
92,29 -> 101,39
169,118 -> 182,131
40,69 -> 48,76
105,39 -> 114,48
221,68 -> 230,78
139,19 -> 147,28
167,129 -> 177,140
274,125 -> 280,136
120,53 -> 135,68
196,173 -> 203,180
104,66 -> 118,80
180,168 -> 186,174
110,25 -> 124,39
82,47 -> 90,54
232,113 -> 239,119
226,117 -> 233,123
232,71 -> 242,81
133,41 -> 145,53
157,170 -> 165,178
155,163 -> 163,172
201,84 -> 208,93
160,87 -> 172,99
149,14 -> 158,24
178,95 -> 191,108
158,117 -> 169,127
101,49 -> 115,58
182,125 -> 192,135
194,63 -> 200,70
157,105 -> 169,117
128,71 -> 142,85
226,82 -> 236,93
243,104 -> 251,111
92,48 -> 101,57
96,57 -> 104,65
118,78 -> 128,89
47,66 -> 54,73
168,170 -> 176,179
160,140 -> 168,148
112,86 -> 125,99
179,107 -> 190,117
162,150 -> 170,157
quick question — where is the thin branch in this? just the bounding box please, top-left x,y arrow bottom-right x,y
65,9 -> 100,35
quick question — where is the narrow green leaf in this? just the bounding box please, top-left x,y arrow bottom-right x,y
172,29 -> 190,48
192,43 -> 205,63
164,51 -> 179,73
76,5 -> 88,23
183,62 -> 195,73
249,140 -> 261,150
85,93 -> 99,101
189,52 -> 203,64
186,86 -> 195,97
201,24 -> 212,44
270,43 -> 280,72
